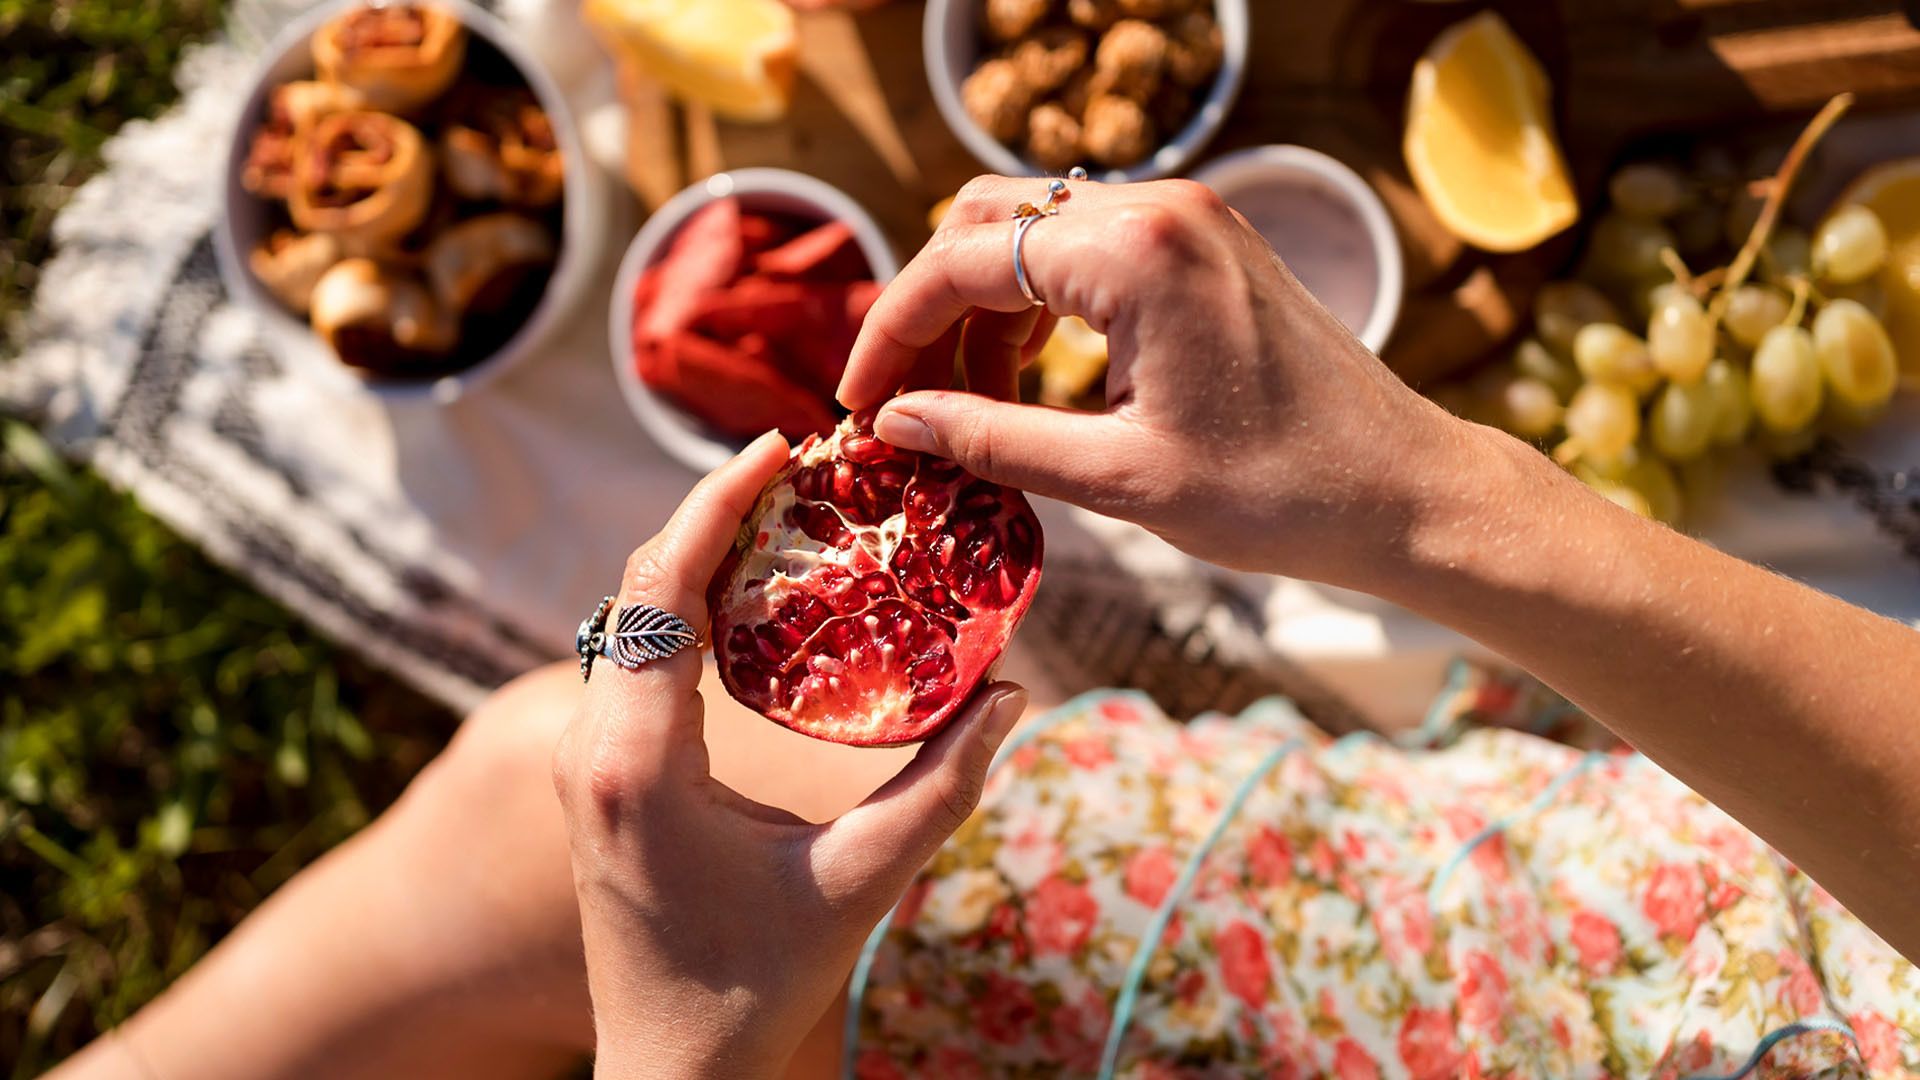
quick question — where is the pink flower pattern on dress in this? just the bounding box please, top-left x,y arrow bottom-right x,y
855,691 -> 1920,1077
1026,876 -> 1099,956
1216,919 -> 1272,1009
1643,862 -> 1706,942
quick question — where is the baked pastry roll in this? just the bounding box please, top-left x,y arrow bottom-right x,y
424,213 -> 555,314
312,3 -> 467,114
287,110 -> 435,256
439,87 -> 564,208
250,229 -> 343,314
240,81 -> 367,201
309,258 -> 458,369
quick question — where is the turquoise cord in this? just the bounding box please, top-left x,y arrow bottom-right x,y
1679,1018 -> 1858,1080
1095,737 -> 1304,1080
839,690 -> 1155,1079
1426,751 -> 1602,917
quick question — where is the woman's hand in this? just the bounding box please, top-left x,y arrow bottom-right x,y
839,179 -> 1920,963
551,432 -> 1028,1079
839,174 -> 1482,591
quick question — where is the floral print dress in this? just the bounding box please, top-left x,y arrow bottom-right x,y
846,667 -> 1920,1079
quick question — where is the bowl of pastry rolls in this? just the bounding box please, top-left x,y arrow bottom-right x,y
217,0 -> 592,400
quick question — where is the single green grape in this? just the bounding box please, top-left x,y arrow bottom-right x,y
1581,475 -> 1654,518
1621,452 -> 1684,525
1649,378 -> 1716,461
1585,214 -> 1677,283
1701,358 -> 1753,446
1609,162 -> 1689,220
1813,204 -> 1889,285
1533,282 -> 1621,359
1565,381 -> 1641,461
1499,375 -> 1564,438
1750,324 -> 1823,433
1811,298 -> 1899,408
1647,290 -> 1714,383
1573,323 -> 1661,397
1513,337 -> 1580,401
1721,284 -> 1791,348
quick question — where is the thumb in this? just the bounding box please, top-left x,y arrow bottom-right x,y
873,392 -> 1147,513
816,684 -> 1028,898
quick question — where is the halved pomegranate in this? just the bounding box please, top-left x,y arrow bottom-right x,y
708,411 -> 1043,746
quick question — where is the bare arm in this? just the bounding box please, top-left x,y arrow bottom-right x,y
1392,420 -> 1920,958
840,174 -> 1920,960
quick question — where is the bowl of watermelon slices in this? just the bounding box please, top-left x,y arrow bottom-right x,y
611,168 -> 900,473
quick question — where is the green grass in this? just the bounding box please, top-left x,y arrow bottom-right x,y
1,2 -> 456,1073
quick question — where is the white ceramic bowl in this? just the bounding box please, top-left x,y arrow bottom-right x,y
1190,145 -> 1404,354
924,0 -> 1248,183
609,169 -> 901,474
215,0 -> 602,405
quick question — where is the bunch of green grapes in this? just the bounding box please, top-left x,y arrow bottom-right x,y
1433,156 -> 1905,525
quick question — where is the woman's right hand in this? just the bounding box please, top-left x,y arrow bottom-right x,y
838,175 -> 1488,593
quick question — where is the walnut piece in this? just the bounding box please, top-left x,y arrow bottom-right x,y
962,58 -> 1035,142
1008,28 -> 1089,96
1082,94 -> 1155,167
1057,68 -> 1096,119
1066,0 -> 1120,32
1094,19 -> 1168,102
983,0 -> 1052,42
1026,103 -> 1085,170
1166,11 -> 1224,88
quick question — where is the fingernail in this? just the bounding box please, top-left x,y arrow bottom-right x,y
874,408 -> 936,454
983,688 -> 1028,752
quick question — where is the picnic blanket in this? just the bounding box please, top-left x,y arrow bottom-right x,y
5,0 -> 1919,721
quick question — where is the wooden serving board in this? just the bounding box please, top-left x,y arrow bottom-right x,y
617,0 -> 1920,386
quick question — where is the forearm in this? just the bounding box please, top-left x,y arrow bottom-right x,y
1379,422 -> 1920,960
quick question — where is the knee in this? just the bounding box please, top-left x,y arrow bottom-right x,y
407,661 -> 581,812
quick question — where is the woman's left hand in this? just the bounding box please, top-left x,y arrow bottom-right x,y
551,431 -> 1028,1079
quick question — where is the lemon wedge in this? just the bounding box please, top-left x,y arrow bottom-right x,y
1403,12 -> 1578,253
1835,156 -> 1920,374
584,0 -> 797,123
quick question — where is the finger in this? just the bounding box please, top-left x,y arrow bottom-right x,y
940,173 -> 1103,230
814,683 -> 1028,895
840,216 -> 1088,410
584,430 -> 790,769
962,307 -> 1044,400
872,391 -> 1163,517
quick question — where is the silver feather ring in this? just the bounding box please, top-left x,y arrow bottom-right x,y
576,596 -> 698,681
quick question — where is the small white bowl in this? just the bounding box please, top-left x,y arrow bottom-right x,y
924,0 -> 1248,183
1190,145 -> 1404,354
609,169 -> 901,474
215,0 -> 602,405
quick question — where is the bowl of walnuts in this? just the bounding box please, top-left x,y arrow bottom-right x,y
216,0 -> 600,403
925,0 -> 1247,182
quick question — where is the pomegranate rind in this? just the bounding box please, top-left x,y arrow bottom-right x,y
708,414 -> 1043,746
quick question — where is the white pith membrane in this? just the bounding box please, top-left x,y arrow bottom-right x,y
712,417 -> 1038,745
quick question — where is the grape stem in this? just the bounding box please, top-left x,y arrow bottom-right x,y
1708,93 -> 1853,323
1785,277 -> 1810,328
1659,247 -> 1695,293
